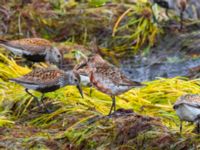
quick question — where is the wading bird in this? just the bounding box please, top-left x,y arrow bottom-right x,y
152,0 -> 188,30
10,68 -> 83,112
173,94 -> 200,133
76,54 -> 144,115
177,0 -> 188,30
0,38 -> 63,68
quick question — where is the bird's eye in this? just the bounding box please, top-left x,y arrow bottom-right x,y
74,79 -> 78,82
57,55 -> 61,58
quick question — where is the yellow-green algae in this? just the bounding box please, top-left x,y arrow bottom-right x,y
0,53 -> 200,149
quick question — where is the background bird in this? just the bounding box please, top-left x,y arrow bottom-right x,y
152,0 -> 188,30
173,94 -> 200,133
177,0 -> 189,30
152,0 -> 174,17
0,38 -> 63,68
10,67 -> 83,112
76,54 -> 144,115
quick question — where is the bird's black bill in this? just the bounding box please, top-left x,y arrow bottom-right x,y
77,84 -> 84,98
76,62 -> 87,70
59,61 -> 63,69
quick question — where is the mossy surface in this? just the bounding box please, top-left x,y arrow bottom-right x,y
1,0 -> 200,149
0,52 -> 200,149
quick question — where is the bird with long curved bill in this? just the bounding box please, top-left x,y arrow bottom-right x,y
9,68 -> 83,112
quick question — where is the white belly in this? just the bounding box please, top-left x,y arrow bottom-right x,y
107,82 -> 132,95
19,83 -> 41,90
80,75 -> 90,86
175,104 -> 200,122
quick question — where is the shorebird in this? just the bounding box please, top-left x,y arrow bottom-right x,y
0,38 -> 63,68
152,0 -> 173,17
173,94 -> 200,133
76,54 -> 144,115
177,0 -> 188,30
152,0 -> 188,30
10,68 -> 83,112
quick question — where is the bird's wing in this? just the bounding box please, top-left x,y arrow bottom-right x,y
10,68 -> 62,87
174,95 -> 200,108
0,39 -> 7,44
185,102 -> 200,108
95,65 -> 144,87
3,38 -> 51,54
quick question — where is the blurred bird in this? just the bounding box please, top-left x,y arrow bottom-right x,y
76,54 -> 144,115
173,94 -> 200,133
152,0 -> 173,17
152,0 -> 188,30
177,0 -> 188,30
10,68 -> 83,112
0,38 -> 63,68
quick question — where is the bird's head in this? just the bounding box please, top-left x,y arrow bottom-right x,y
75,54 -> 105,70
65,71 -> 84,98
47,47 -> 63,68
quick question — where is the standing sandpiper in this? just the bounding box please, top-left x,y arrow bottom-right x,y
0,38 -> 63,67
76,54 -> 144,115
173,94 -> 200,133
10,68 -> 83,112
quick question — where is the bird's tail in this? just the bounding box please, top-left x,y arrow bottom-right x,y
0,39 -> 7,44
9,78 -> 18,83
133,81 -> 146,87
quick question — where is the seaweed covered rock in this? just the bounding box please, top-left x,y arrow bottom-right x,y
60,109 -> 200,149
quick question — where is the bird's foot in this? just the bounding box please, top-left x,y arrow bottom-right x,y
107,108 -> 134,117
31,107 -> 52,114
32,97 -> 42,109
32,99 -> 53,114
196,114 -> 200,134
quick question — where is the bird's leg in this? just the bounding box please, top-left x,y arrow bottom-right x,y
89,87 -> 93,97
180,120 -> 183,133
25,88 -> 40,108
108,96 -> 115,116
108,96 -> 116,116
40,93 -> 51,113
180,10 -> 184,31
197,114 -> 200,134
108,103 -> 114,116
151,4 -> 158,24
165,8 -> 169,18
197,122 -> 200,134
112,96 -> 116,112
88,83 -> 93,97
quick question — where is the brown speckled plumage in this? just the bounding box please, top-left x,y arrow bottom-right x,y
173,94 -> 200,133
174,94 -> 200,109
0,38 -> 52,54
0,38 -> 62,66
10,67 -> 83,94
9,38 -> 51,46
76,54 -> 144,115
77,54 -> 143,95
9,67 -> 83,112
12,68 -> 65,87
177,0 -> 188,11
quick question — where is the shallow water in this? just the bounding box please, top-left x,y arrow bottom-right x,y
121,57 -> 200,82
